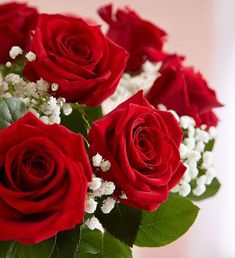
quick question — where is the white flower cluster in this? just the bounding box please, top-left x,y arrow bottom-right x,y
85,154 -> 116,231
85,216 -> 103,232
0,46 -> 73,124
102,61 -> 161,114
92,153 -> 111,172
172,115 -> 217,197
9,46 -> 23,59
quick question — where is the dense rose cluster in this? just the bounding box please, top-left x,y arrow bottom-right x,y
0,1 -> 221,247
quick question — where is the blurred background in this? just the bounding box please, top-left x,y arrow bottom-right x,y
1,0 -> 234,257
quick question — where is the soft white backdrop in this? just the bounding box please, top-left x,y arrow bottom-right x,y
1,0 -> 234,257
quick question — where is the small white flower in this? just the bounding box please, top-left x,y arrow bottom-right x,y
197,175 -> 207,185
103,181 -> 115,195
9,46 -> 23,59
49,114 -> 61,124
193,184 -> 206,196
188,163 -> 199,179
85,216 -> 103,231
195,141 -> 205,153
100,160 -> 111,172
25,82 -> 39,98
188,126 -> 196,138
62,103 -> 72,116
202,151 -> 213,169
185,150 -> 201,163
178,183 -> 191,197
205,167 -> 215,185
41,96 -> 58,115
209,126 -> 217,139
180,143 -> 189,159
101,197 -> 116,214
51,83 -> 59,92
93,185 -> 106,198
5,73 -> 22,85
200,124 -> 207,130
92,153 -> 103,167
180,116 -> 195,129
37,79 -> 49,93
195,128 -> 210,143
184,138 -> 195,150
180,170 -> 191,184
85,197 -> 98,214
25,51 -> 36,62
5,61 -> 11,68
119,191 -> 128,199
157,104 -> 167,111
89,176 -> 102,191
93,181 -> 115,197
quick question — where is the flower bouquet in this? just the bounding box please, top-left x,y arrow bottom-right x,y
0,2 -> 222,258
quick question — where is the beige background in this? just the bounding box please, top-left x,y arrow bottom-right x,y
1,0 -> 234,257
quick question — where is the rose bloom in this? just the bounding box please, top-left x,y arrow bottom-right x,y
146,55 -> 222,127
88,91 -> 186,211
24,14 -> 128,106
0,2 -> 38,63
0,113 -> 92,244
98,4 -> 167,72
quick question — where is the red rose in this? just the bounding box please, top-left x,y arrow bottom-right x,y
98,4 -> 167,72
0,113 -> 92,244
146,55 -> 222,127
0,2 -> 38,63
88,91 -> 186,211
24,14 -> 128,106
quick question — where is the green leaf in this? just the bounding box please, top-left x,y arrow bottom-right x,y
187,177 -> 221,201
0,241 -> 17,258
60,105 -> 102,138
50,227 -> 80,258
83,106 -> 103,124
0,238 -> 56,258
95,203 -> 142,246
135,196 -> 199,247
0,98 -> 27,129
61,108 -> 87,137
76,228 -> 132,258
204,139 -> 215,152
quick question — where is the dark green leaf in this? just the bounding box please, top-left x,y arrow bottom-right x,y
0,241 -> 17,258
61,109 -> 87,137
0,238 -> 56,258
95,203 -> 142,246
60,105 -> 102,138
0,98 -> 27,129
50,227 -> 80,258
83,106 -> 103,124
135,196 -> 199,247
76,228 -> 132,258
204,139 -> 215,152
187,177 -> 221,201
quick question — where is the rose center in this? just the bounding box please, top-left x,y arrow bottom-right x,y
30,158 -> 47,176
23,151 -> 49,179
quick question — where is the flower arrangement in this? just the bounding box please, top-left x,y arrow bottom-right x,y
0,2 -> 222,257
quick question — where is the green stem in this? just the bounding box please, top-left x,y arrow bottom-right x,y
74,104 -> 91,132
